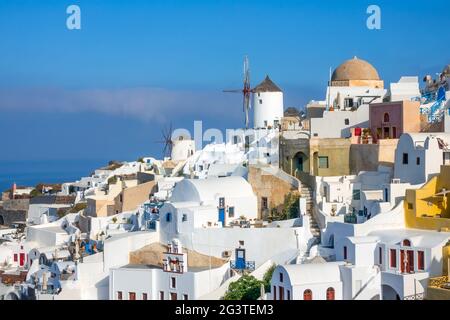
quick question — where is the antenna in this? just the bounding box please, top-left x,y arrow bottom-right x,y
327,66 -> 332,111
223,55 -> 253,129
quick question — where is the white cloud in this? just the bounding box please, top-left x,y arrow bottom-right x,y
0,86 -> 242,123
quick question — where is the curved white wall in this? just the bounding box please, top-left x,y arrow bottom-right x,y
171,139 -> 195,161
253,92 -> 284,128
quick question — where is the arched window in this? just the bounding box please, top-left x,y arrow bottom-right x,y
383,113 -> 390,123
402,239 -> 411,246
303,289 -> 312,300
326,287 -> 335,300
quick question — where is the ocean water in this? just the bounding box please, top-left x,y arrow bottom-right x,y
0,159 -> 110,193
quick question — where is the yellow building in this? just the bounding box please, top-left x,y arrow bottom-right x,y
404,165 -> 450,231
405,165 -> 450,299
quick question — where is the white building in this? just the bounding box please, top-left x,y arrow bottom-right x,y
307,57 -> 387,138
271,228 -> 450,300
253,76 -> 284,129
394,133 -> 450,184
159,176 -> 258,233
171,135 -> 195,162
271,261 -> 344,300
388,77 -> 421,102
109,239 -> 231,300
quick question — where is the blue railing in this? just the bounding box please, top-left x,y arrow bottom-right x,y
230,260 -> 256,271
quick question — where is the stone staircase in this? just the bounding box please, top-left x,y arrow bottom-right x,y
300,183 -> 321,243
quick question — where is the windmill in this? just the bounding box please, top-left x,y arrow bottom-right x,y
155,123 -> 174,159
223,56 -> 253,129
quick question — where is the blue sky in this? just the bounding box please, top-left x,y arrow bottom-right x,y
0,0 -> 449,161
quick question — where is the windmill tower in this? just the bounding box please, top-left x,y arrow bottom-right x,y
252,75 -> 284,129
224,56 -> 284,129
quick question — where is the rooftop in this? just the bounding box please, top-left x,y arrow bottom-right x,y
331,57 -> 380,81
253,75 -> 282,93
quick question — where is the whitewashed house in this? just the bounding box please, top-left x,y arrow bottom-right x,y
394,133 -> 450,184
159,176 -> 257,233
109,239 -> 231,300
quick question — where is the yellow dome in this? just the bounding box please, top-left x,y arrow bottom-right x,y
331,57 -> 380,81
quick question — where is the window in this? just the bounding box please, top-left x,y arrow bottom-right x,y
171,277 -> 176,289
117,291 -> 123,300
228,207 -> 235,218
261,197 -> 268,210
318,156 -> 329,169
259,99 -> 263,104
303,289 -> 312,300
219,197 -> 225,208
183,294 -> 189,300
287,290 -> 291,300
326,287 -> 335,300
379,247 -> 383,265
129,292 -> 136,300
390,249 -> 397,268
402,153 -> 409,164
264,120 -> 268,127
383,113 -> 390,123
417,251 -> 424,270
279,272 -> 283,283
182,214 -> 187,222
170,292 -> 177,300
344,118 -> 350,125
273,286 -> 277,300
416,157 -> 420,165
352,189 -> 361,200
344,98 -> 354,108
159,291 -> 164,300
392,127 -> 397,138
343,246 -> 347,260
142,293 -> 148,300
402,239 -> 411,246
13,254 -> 17,262
166,213 -> 172,222
407,203 -> 413,210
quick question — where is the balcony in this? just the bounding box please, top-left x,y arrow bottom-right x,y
230,260 -> 255,271
426,276 -> 450,300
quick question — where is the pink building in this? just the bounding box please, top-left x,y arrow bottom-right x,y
369,100 -> 420,143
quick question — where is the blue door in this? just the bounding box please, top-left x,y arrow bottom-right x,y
235,248 -> 246,269
218,208 -> 225,225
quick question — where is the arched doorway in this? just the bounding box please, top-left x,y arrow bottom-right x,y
0,215 -> 4,226
293,151 -> 308,176
326,287 -> 335,300
303,289 -> 312,300
5,292 -> 19,300
382,285 -> 401,300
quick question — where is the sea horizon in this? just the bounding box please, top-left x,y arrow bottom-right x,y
0,158 -> 115,193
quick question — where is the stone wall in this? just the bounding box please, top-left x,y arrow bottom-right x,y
2,199 -> 29,211
350,139 -> 398,174
0,208 -> 27,226
30,195 -> 75,205
248,165 -> 299,220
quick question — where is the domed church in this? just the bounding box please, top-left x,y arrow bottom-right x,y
330,56 -> 384,89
